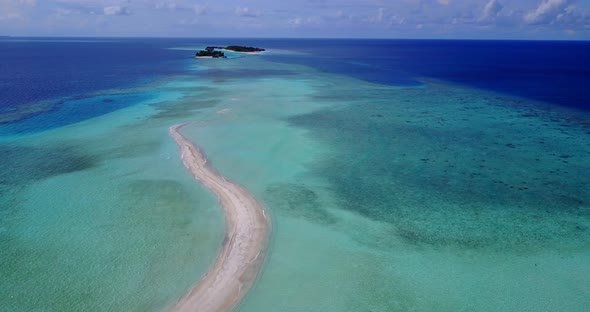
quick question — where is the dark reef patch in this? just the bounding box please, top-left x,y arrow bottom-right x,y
287,83 -> 590,252
122,179 -> 204,229
150,97 -> 219,120
0,99 -> 55,125
0,92 -> 155,135
107,138 -> 162,159
264,183 -> 337,225
0,144 -> 99,186
125,179 -> 190,203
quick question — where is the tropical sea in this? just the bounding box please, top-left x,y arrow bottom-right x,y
1,38 -> 589,311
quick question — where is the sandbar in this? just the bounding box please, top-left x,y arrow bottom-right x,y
168,123 -> 270,312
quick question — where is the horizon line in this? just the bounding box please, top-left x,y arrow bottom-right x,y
1,35 -> 589,42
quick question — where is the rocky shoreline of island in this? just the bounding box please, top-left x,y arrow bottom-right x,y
195,46 -> 265,58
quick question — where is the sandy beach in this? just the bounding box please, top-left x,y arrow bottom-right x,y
168,123 -> 270,312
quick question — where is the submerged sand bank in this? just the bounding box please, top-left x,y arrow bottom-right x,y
169,123 -> 270,312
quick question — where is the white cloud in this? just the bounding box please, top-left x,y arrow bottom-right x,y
288,16 -> 319,27
2,0 -> 590,38
235,7 -> 259,17
322,10 -> 351,22
564,28 -> 576,35
53,0 -> 133,16
178,17 -> 199,25
0,0 -> 35,21
54,8 -> 75,16
368,7 -> 389,24
479,0 -> 503,22
193,4 -> 207,15
56,0 -> 107,5
524,0 -> 573,24
103,5 -> 129,15
153,1 -> 207,15
367,7 -> 405,26
376,7 -> 384,23
289,17 -> 303,26
0,12 -> 20,20
154,0 -> 178,11
18,0 -> 36,6
554,5 -> 590,26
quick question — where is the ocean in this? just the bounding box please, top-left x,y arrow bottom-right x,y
1,38 -> 589,311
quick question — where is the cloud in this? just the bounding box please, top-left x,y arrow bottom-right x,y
193,4 -> 207,15
554,5 -> 590,26
18,0 -> 36,6
0,0 -> 36,21
479,0 -> 503,22
154,1 -> 178,11
367,7 -> 406,26
235,7 -> 259,17
55,0 -> 109,6
2,0 -> 590,39
288,15 -> 319,28
288,17 -> 304,26
54,8 -> 75,16
177,17 -> 199,25
54,0 -> 132,16
524,0 -> 573,24
564,28 -> 576,35
0,12 -> 21,21
322,10 -> 351,22
375,7 -> 385,23
153,1 -> 207,15
103,5 -> 130,16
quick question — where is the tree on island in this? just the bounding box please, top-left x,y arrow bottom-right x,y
195,50 -> 226,58
195,45 -> 265,58
224,46 -> 265,52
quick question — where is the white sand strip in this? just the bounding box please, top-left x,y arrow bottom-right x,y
168,123 -> 270,312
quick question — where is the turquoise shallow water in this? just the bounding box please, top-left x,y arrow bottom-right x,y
0,75 -> 225,310
1,43 -> 589,311
183,57 -> 590,311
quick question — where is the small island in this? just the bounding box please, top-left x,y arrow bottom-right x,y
224,46 -> 265,53
195,46 -> 265,58
195,47 -> 226,58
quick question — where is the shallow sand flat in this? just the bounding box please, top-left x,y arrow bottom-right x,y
169,123 -> 270,312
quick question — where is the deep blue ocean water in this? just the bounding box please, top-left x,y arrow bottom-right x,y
2,38 -> 589,134
0,38 -> 189,109
259,39 -> 590,111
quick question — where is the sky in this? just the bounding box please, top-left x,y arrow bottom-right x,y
1,0 -> 589,39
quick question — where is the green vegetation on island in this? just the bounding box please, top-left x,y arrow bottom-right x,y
195,46 -> 265,58
224,46 -> 265,52
195,47 -> 226,58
